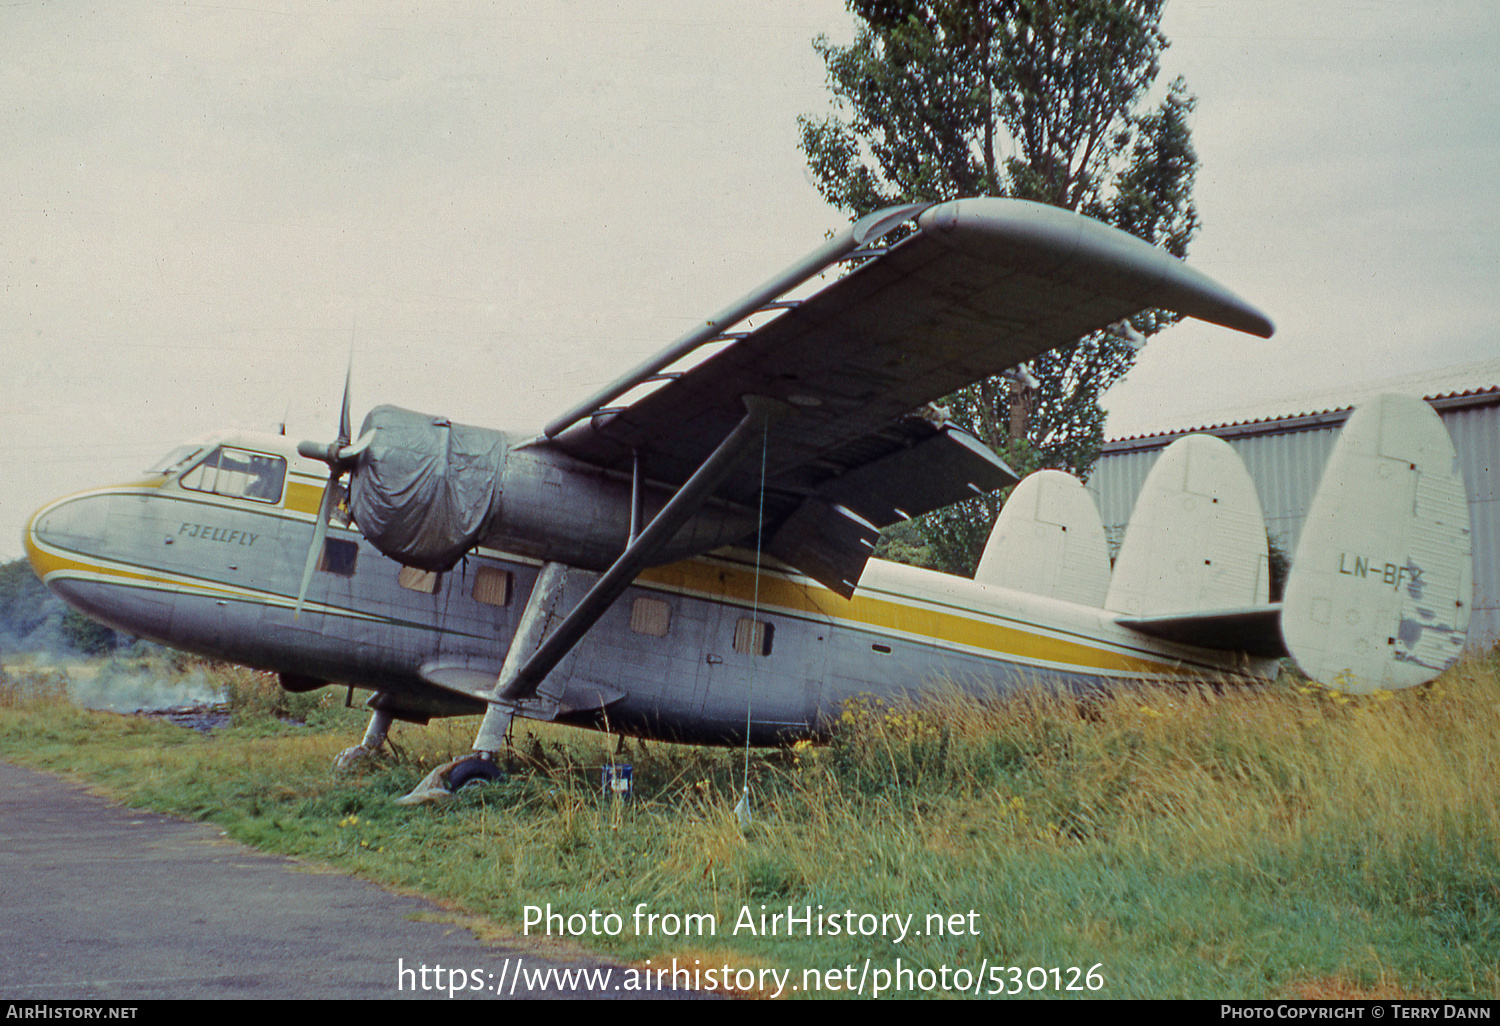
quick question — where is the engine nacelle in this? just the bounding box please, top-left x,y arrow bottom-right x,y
348,405 -> 758,571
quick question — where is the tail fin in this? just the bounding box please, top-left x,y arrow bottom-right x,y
1280,393 -> 1471,691
975,470 -> 1110,605
1105,433 -> 1270,616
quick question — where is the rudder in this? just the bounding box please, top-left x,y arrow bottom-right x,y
1281,393 -> 1471,692
975,470 -> 1111,606
1105,434 -> 1270,616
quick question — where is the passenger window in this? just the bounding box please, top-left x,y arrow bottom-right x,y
398,566 -> 441,594
733,618 -> 774,656
472,567 -> 512,606
180,446 -> 286,504
630,597 -> 671,637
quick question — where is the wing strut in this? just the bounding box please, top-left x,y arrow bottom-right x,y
499,396 -> 786,706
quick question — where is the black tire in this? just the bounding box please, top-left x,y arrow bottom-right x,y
448,757 -> 504,790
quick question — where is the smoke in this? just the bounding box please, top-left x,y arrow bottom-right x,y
3,559 -> 226,717
67,662 -> 226,714
0,558 -> 121,656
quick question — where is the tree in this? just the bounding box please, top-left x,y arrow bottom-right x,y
800,0 -> 1200,573
59,609 -> 119,656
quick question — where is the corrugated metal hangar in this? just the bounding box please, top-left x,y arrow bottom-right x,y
1089,359 -> 1500,647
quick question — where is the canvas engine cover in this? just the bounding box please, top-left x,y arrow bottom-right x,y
348,405 -> 509,571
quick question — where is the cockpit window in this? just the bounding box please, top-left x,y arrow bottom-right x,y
179,446 -> 287,504
148,445 -> 205,476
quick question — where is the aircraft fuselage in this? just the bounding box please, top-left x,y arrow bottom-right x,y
25,431 -> 1268,744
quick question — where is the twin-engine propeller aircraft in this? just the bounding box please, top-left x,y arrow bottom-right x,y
24,199 -> 1472,797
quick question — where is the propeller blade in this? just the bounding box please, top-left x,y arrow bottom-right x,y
294,472 -> 342,619
294,356 -> 361,618
338,360 -> 353,448
338,429 -> 376,463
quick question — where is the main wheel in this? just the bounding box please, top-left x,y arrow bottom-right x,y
447,756 -> 504,790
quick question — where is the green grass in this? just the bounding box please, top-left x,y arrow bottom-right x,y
1,652 -> 1497,999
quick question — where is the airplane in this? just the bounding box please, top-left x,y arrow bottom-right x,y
22,198 -> 1473,799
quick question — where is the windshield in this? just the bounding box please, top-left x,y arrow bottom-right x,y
179,446 -> 287,504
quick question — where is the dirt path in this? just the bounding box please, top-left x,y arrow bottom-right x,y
0,761 -> 693,1000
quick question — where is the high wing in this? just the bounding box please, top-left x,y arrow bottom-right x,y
542,197 -> 1273,593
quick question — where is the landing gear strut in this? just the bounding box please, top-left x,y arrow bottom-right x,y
335,708 -> 393,770
394,565 -> 552,804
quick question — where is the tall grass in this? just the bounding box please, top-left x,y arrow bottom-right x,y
1,653 -> 1496,998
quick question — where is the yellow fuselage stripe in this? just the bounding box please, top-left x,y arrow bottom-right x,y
637,559 -> 1186,676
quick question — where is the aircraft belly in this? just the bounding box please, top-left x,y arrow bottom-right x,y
46,577 -> 176,642
561,552 -> 1266,746
818,625 -> 1118,727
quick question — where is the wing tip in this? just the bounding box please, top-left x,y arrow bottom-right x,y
1175,285 -> 1276,339
919,196 -> 1275,339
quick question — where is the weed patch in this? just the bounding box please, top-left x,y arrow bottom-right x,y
2,654 -> 1498,998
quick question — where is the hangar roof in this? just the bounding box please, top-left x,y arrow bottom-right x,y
1105,357 -> 1500,446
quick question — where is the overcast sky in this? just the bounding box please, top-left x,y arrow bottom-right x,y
3,1 -> 1496,560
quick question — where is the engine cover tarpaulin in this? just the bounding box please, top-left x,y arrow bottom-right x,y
349,405 -> 509,571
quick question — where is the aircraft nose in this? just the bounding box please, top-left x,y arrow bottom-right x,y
24,517 -> 42,580
25,503 -> 55,581
25,491 -> 176,641
24,493 -> 106,584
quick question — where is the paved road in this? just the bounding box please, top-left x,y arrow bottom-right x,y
0,761 -> 680,1000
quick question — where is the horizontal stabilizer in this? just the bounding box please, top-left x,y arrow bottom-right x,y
1116,605 -> 1287,659
418,659 -> 626,714
975,469 -> 1110,606
1281,394 -> 1471,691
